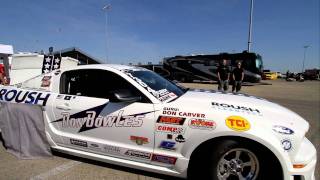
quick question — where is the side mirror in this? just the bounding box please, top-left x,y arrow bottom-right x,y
109,89 -> 141,103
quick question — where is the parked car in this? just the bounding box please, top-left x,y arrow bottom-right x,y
0,64 -> 316,180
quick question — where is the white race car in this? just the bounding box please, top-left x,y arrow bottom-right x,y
0,64 -> 316,180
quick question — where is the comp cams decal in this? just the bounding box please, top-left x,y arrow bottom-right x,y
156,124 -> 185,134
162,107 -> 206,118
157,116 -> 185,125
212,102 -> 261,115
225,116 -> 251,132
0,88 -> 51,106
188,119 -> 216,130
52,103 -> 155,132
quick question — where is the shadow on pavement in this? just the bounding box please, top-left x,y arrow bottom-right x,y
52,150 -> 184,180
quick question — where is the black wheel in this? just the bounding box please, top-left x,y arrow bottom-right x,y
188,139 -> 283,180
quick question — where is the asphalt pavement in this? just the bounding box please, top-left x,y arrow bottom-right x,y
0,79 -> 319,180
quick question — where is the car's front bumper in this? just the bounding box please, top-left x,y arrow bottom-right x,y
288,138 -> 317,180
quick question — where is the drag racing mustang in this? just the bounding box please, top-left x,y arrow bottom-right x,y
0,64 -> 316,180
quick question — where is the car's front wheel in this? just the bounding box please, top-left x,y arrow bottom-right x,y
188,139 -> 282,180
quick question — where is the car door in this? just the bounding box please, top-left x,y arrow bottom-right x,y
47,68 -> 155,163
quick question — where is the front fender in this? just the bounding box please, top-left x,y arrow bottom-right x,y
181,127 -> 292,180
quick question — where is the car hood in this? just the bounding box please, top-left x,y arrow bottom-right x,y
174,89 -> 309,134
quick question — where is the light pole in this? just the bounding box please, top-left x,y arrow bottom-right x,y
102,4 -> 111,63
247,0 -> 254,52
302,45 -> 310,73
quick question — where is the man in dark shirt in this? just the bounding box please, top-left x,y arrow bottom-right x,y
232,62 -> 244,92
217,59 -> 230,91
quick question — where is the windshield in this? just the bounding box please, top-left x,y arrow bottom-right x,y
123,70 -> 185,102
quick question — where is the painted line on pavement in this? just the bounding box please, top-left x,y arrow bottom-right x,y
30,161 -> 82,180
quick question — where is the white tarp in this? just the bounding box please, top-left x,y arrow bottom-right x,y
0,102 -> 52,159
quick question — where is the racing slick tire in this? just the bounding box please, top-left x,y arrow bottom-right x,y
188,139 -> 283,180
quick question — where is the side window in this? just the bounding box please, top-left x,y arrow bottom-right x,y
60,69 -> 149,102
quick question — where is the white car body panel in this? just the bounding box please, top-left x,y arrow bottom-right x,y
0,64 -> 316,180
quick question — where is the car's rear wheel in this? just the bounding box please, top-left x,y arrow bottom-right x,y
188,139 -> 282,180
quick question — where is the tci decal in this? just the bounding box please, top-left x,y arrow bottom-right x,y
212,102 -> 261,115
156,125 -> 185,134
70,139 -> 88,147
225,116 -> 251,132
125,150 -> 151,159
151,154 -> 177,165
61,110 -> 144,129
130,136 -> 149,145
159,141 -> 176,150
189,119 -> 216,130
157,116 -> 185,125
0,88 -> 50,106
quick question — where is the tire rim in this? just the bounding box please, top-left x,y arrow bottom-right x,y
216,148 -> 260,180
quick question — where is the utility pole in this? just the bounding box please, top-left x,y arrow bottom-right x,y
247,0 -> 254,52
102,4 -> 111,63
302,45 -> 310,73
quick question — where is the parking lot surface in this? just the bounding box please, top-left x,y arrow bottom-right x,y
0,79 -> 319,180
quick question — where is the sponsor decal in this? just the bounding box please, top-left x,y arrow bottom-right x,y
189,119 -> 216,130
212,102 -> 261,115
41,76 -> 51,87
151,154 -> 177,165
191,89 -> 266,100
70,139 -> 88,147
156,124 -> 185,134
175,134 -> 185,143
125,150 -> 151,159
157,116 -> 185,125
64,95 -> 72,100
130,136 -> 149,145
0,88 -> 51,106
56,94 -> 64,99
162,107 -> 206,118
159,141 -> 176,150
272,126 -> 294,135
225,116 -> 251,132
281,139 -> 292,151
125,72 -> 177,102
104,145 -> 121,154
88,143 -> 100,150
54,70 -> 61,75
57,108 -> 152,133
167,134 -> 173,140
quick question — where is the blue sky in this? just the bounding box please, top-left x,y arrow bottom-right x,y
0,0 -> 319,72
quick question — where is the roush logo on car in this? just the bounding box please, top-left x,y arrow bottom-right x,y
225,116 -> 251,132
189,119 -> 216,130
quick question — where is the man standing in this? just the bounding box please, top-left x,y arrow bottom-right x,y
217,59 -> 230,91
232,62 -> 244,93
0,64 -> 6,85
